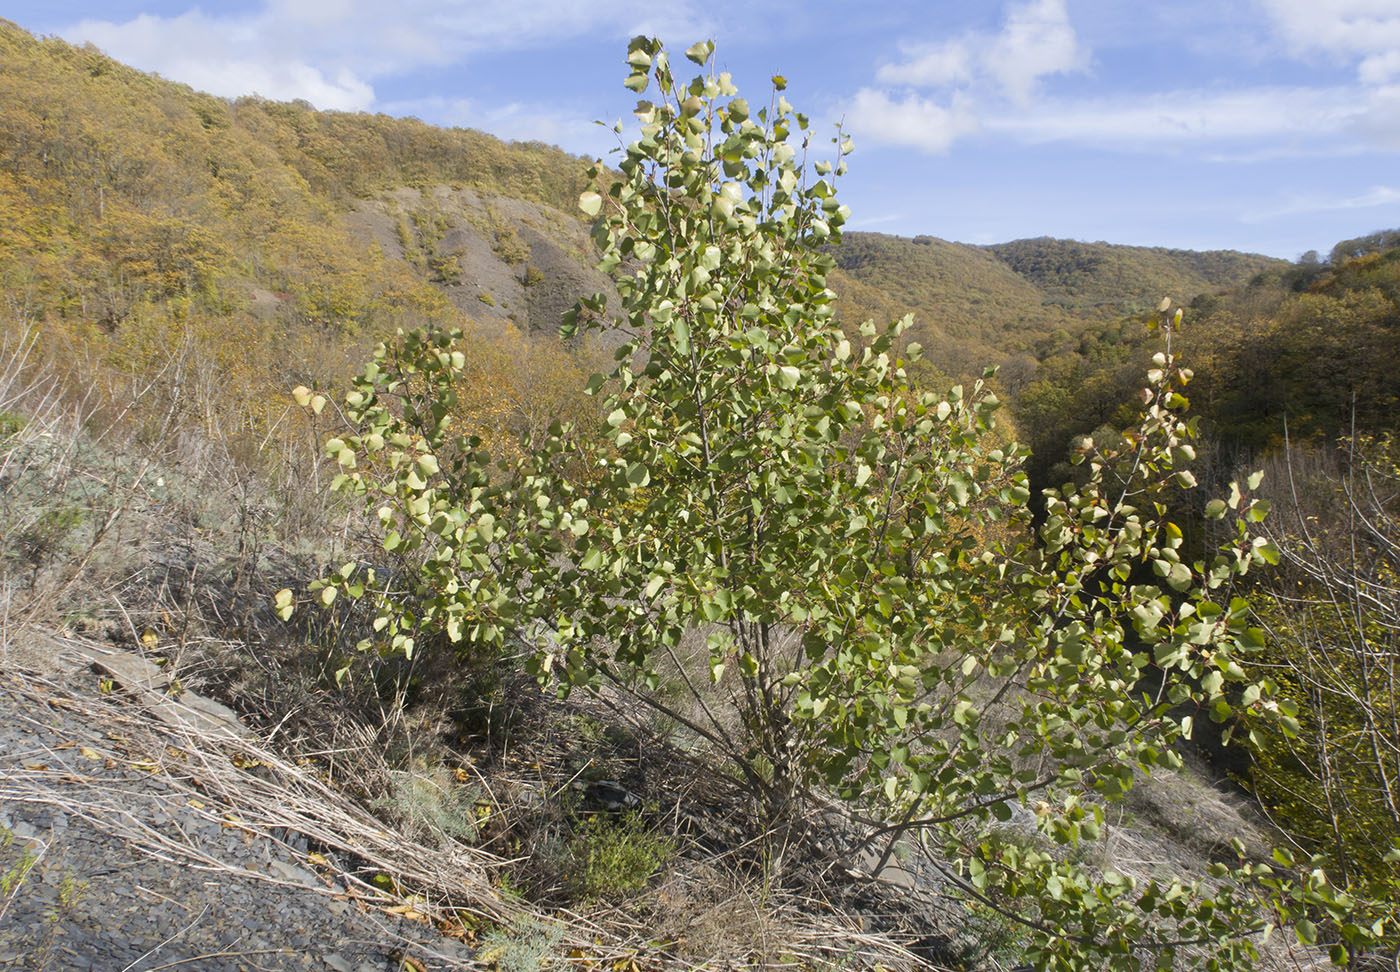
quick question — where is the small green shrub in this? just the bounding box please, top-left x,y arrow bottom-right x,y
296,37 -> 1386,968
566,810 -> 675,900
395,218 -> 423,270
0,826 -> 87,971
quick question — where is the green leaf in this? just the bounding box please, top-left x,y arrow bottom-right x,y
684,40 -> 712,65
947,472 -> 970,506
1295,919 -> 1317,945
1166,561 -> 1191,591
672,317 -> 691,356
579,191 -> 603,217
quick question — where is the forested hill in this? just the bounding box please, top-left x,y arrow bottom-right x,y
2,17 -> 1281,354
1013,233 -> 1400,486
985,237 -> 1283,312
0,18 -> 620,459
825,232 -> 1284,380
0,18 -> 602,345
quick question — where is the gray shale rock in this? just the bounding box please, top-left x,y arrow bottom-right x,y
0,633 -> 476,970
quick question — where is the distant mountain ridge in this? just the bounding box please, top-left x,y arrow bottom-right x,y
984,236 -> 1283,311
823,232 -> 1284,379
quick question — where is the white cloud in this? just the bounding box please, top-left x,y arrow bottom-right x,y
843,88 -> 981,154
876,42 -> 974,88
1259,0 -> 1400,78
63,0 -> 710,112
69,10 -> 373,109
855,0 -> 1087,153
1351,82 -> 1400,148
1360,49 -> 1400,83
875,0 -> 1087,103
985,0 -> 1090,103
852,1 -> 1400,159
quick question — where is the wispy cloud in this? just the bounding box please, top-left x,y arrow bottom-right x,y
842,88 -> 981,154
849,0 -> 1086,153
876,44 -> 974,89
378,94 -> 618,155
71,10 -> 376,109
1242,184 -> 1400,221
985,86 -> 1366,149
847,213 -> 906,229
65,0 -> 711,111
981,0 -> 1090,104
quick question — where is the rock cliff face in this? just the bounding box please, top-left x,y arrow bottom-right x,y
344,185 -> 620,339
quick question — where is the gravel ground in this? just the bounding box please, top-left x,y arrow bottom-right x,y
0,642 -> 485,972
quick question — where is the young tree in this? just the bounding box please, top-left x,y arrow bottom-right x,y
291,38 -> 1386,969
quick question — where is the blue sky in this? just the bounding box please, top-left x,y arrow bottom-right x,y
7,0 -> 1400,259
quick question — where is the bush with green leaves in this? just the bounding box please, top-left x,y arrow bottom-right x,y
288,38 -> 1389,969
